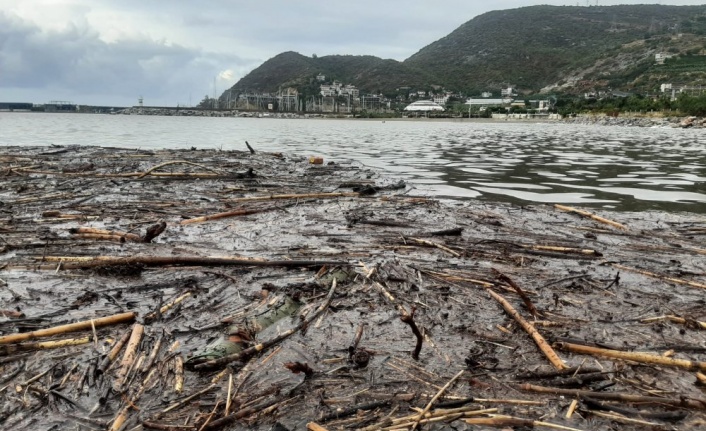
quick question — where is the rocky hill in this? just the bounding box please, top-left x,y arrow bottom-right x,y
222,4 -> 706,99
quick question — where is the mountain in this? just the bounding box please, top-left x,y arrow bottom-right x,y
405,5 -> 706,94
221,5 -> 706,100
224,51 -> 435,96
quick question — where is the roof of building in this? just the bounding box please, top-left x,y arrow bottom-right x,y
404,100 -> 445,111
465,98 -> 509,105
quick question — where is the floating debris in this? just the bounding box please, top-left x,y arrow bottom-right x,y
1,145 -> 705,430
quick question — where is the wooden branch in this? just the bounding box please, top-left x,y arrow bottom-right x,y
556,341 -> 706,371
465,415 -> 585,431
98,328 -> 133,373
486,288 -> 567,370
492,268 -> 539,317
226,192 -> 360,203
610,263 -> 706,290
180,204 -> 289,225
70,227 -> 143,243
407,237 -> 461,257
641,315 -> 706,330
400,307 -> 424,360
0,312 -> 136,344
555,204 -> 627,230
0,336 -> 91,355
137,160 -> 222,178
50,256 -> 347,270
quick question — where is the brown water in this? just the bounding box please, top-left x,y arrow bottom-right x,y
1,113 -> 705,212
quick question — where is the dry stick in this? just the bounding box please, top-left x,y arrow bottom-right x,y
113,323 -> 144,391
110,368 -> 157,431
0,336 -> 91,355
194,278 -> 337,370
610,263 -> 706,290
226,192 -> 360,203
180,204 -> 289,225
492,268 -> 539,318
400,307 -> 424,360
486,288 -> 567,370
174,356 -> 184,393
407,237 -> 461,257
556,341 -> 706,371
411,369 -> 465,430
70,227 -> 143,242
641,315 -> 706,330
465,415 -> 585,431
0,311 -> 136,344
162,384 -> 217,414
145,292 -> 192,322
56,256 -> 347,270
141,333 -> 163,373
245,141 -> 256,154
522,244 -> 602,257
307,423 -> 328,431
137,160 -> 222,179
382,408 -> 498,430
586,410 -> 662,427
554,204 -> 628,230
518,383 -> 706,410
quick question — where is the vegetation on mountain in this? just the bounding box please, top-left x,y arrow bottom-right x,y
221,5 -> 706,101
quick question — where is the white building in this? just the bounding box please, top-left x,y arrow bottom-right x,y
500,87 -> 517,97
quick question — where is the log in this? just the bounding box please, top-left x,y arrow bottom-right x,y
0,312 -> 136,344
180,204 -> 290,225
610,263 -> 706,290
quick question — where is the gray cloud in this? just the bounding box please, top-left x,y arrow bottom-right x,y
0,10 -> 254,105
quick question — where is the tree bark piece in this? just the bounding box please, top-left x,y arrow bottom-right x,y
0,312 -> 136,344
486,288 -> 567,370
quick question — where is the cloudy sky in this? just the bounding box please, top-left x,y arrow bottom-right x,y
1,0 -> 703,106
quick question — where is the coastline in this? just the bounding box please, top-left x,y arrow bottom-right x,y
1,145 -> 705,430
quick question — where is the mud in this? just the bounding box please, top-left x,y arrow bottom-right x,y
1,145 -> 705,430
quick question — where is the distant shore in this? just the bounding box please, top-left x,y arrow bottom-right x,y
3,107 -> 703,128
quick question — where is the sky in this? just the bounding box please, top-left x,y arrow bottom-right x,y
1,1 -> 704,106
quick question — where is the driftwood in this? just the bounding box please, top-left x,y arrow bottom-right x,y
180,204 -> 292,225
610,263 -> 706,290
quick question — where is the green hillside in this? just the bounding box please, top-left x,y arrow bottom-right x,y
405,4 -> 706,94
222,5 -> 706,100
